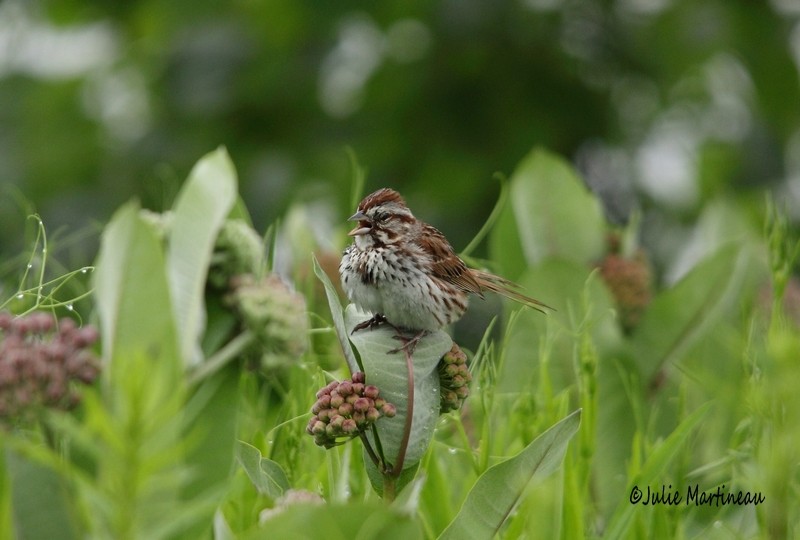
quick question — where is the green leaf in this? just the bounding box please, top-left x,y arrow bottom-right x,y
93,201 -> 180,371
236,441 -> 290,499
439,409 -> 582,540
312,254 -> 360,374
630,242 -> 761,383
344,305 -> 452,493
498,259 -> 620,392
167,147 -> 238,367
602,404 -> 711,539
490,148 -> 605,271
243,502 -> 423,540
228,196 -> 255,226
5,447 -> 79,540
180,367 -> 240,532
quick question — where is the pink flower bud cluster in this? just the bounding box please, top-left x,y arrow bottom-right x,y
438,343 -> 471,413
0,312 -> 100,427
306,371 -> 396,448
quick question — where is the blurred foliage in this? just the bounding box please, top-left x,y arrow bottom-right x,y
1,0 -> 799,278
1,138 -> 799,538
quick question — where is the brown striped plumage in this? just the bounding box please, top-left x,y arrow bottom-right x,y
339,188 -> 549,346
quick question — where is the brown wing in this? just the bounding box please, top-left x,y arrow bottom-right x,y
417,224 -> 485,297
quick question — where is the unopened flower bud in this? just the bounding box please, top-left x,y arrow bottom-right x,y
338,402 -> 354,416
311,421 -> 327,435
329,415 -> 345,432
337,381 -> 353,396
445,364 -> 460,377
330,392 -> 344,408
354,397 -> 371,413
366,407 -> 380,422
442,390 -> 459,408
381,403 -> 397,417
341,418 -> 358,434
351,372 -> 365,384
363,385 -> 379,399
73,326 -> 99,348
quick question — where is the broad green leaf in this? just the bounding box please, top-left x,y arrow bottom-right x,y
167,147 -> 238,367
312,254 -> 360,374
243,502 -> 423,540
93,201 -> 180,372
439,409 -> 581,540
5,448 -> 79,540
630,242 -> 762,382
236,441 -> 290,499
602,404 -> 711,539
498,259 -> 620,392
489,194 -> 528,280
344,305 -> 452,493
492,148 -> 606,269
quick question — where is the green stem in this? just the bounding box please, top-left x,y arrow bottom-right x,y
187,330 -> 255,386
359,431 -> 382,470
460,174 -> 508,258
383,476 -> 397,501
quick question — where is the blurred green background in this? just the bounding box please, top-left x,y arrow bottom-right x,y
1,0 -> 799,277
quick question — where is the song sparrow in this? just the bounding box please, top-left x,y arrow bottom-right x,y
339,188 -> 549,352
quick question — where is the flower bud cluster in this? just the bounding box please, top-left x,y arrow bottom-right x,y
438,343 -> 471,413
208,219 -> 265,290
227,274 -> 308,370
598,249 -> 652,333
0,312 -> 100,426
306,371 -> 396,448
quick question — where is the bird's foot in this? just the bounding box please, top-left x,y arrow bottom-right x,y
351,313 -> 391,334
387,330 -> 428,355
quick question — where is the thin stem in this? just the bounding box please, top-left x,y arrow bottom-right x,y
460,173 -> 508,258
187,330 -> 255,386
370,423 -> 386,468
391,345 -> 414,477
359,431 -> 382,470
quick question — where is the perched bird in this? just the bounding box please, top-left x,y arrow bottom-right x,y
339,188 -> 549,352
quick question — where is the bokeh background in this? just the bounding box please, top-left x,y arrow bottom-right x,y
1,0 -> 799,279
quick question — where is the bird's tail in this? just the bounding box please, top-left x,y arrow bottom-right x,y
472,270 -> 553,314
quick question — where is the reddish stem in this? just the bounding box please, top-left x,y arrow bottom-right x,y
391,344 -> 414,477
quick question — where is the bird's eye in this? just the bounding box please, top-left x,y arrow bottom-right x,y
375,212 -> 389,222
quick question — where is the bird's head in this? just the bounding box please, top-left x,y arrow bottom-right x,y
348,188 -> 416,247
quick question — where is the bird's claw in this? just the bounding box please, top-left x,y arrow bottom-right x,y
387,330 -> 427,355
351,313 -> 389,334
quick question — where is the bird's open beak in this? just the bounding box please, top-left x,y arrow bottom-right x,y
347,211 -> 371,236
